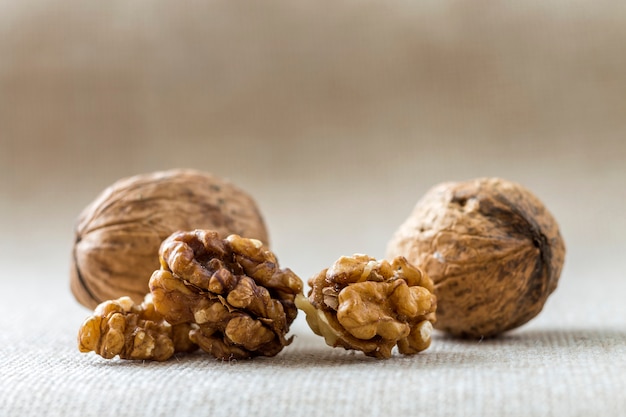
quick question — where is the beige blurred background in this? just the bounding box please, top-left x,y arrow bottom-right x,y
1,0 -> 625,284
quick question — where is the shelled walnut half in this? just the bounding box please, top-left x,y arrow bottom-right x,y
297,254 -> 437,359
149,229 -> 303,360
78,295 -> 197,361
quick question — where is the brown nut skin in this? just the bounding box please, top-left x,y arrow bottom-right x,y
386,177 -> 566,339
296,254 -> 437,359
70,169 -> 269,310
78,295 -> 197,361
149,229 -> 303,360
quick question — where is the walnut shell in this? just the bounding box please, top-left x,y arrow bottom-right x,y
386,177 -> 566,338
70,169 -> 269,309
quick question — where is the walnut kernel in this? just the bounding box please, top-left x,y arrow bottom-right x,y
70,169 -> 269,309
78,295 -> 196,361
149,229 -> 303,360
297,254 -> 437,359
386,177 -> 566,338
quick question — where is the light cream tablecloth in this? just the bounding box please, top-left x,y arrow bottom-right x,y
1,249 -> 625,417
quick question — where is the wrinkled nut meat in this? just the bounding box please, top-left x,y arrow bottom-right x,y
386,177 -> 566,338
71,169 -> 269,309
78,295 -> 197,361
149,229 -> 303,360
296,254 -> 437,359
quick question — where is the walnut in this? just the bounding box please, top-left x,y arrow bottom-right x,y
149,229 -> 303,360
296,254 -> 437,359
78,295 -> 197,361
386,177 -> 566,338
70,169 -> 269,309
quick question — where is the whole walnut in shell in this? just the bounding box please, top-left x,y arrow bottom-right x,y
71,169 -> 269,309
386,178 -> 565,338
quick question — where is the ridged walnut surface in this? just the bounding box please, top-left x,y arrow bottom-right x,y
70,169 -> 269,309
297,254 -> 437,359
149,230 -> 303,360
386,178 -> 566,338
77,295 -> 196,361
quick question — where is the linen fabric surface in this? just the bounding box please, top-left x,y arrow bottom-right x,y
1,245 -> 625,417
